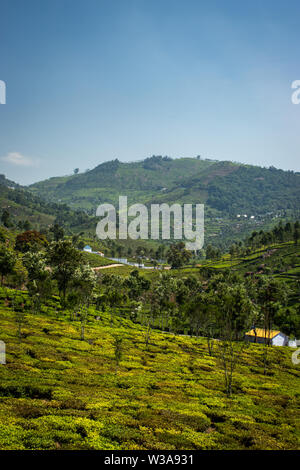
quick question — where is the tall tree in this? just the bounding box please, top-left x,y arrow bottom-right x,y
215,283 -> 254,396
0,244 -> 16,285
47,240 -> 83,301
50,224 -> 64,242
167,242 -> 191,269
1,210 -> 11,228
255,276 -> 288,374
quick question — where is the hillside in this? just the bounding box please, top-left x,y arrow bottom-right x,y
101,241 -> 300,337
28,157 -> 300,249
0,293 -> 299,450
0,223 -> 299,450
0,176 -> 97,234
29,158 -> 215,209
29,157 -> 300,216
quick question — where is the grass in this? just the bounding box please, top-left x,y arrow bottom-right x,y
81,252 -> 119,267
0,298 -> 299,450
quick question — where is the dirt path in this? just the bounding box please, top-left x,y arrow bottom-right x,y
92,264 -> 124,270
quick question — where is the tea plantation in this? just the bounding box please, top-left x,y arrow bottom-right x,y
0,294 -> 299,450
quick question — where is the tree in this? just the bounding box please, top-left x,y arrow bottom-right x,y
77,240 -> 85,250
47,240 -> 83,300
10,256 -> 28,289
116,245 -> 124,258
214,283 -> 254,396
79,305 -> 89,341
71,231 -> 84,247
71,263 -> 97,306
167,242 -> 191,269
15,230 -> 48,253
229,244 -> 237,258
74,168 -> 79,174
124,269 -> 150,300
64,263 -> 96,336
284,222 -> 292,233
23,220 -> 31,231
1,210 -> 11,228
50,224 -> 64,242
136,246 -> 144,258
23,251 -> 53,310
274,306 -> 300,338
0,244 -> 16,285
184,290 -> 216,355
293,228 -> 299,245
101,273 -> 125,326
149,274 -> 178,333
255,277 -> 288,375
12,294 -> 26,339
112,335 -> 123,374
206,244 -> 221,260
156,245 -> 165,261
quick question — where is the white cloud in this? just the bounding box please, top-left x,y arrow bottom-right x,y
1,152 -> 37,167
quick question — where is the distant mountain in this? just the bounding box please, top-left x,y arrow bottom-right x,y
29,157 -> 300,217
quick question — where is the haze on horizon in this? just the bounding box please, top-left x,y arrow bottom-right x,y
0,0 -> 300,185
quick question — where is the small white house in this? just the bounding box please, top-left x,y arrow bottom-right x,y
245,328 -> 289,346
83,245 -> 92,253
272,332 -> 289,346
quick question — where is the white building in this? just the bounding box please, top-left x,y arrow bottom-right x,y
245,328 -> 289,346
83,245 -> 92,253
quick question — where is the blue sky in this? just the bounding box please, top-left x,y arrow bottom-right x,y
0,0 -> 300,184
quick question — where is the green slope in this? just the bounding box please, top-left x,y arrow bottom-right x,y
29,157 -> 300,216
27,157 -> 300,248
0,177 -> 97,233
29,157 -> 216,209
0,295 -> 299,450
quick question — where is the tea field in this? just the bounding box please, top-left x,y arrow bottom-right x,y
0,300 -> 299,450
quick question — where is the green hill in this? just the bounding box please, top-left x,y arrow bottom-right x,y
0,293 -> 299,450
28,157 -> 300,249
29,157 -> 300,216
0,176 -> 97,234
29,157 -> 216,209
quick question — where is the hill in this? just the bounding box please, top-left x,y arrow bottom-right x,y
28,157 -> 300,248
0,292 -> 299,450
29,157 -> 215,209
0,176 -> 97,234
29,157 -> 300,215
